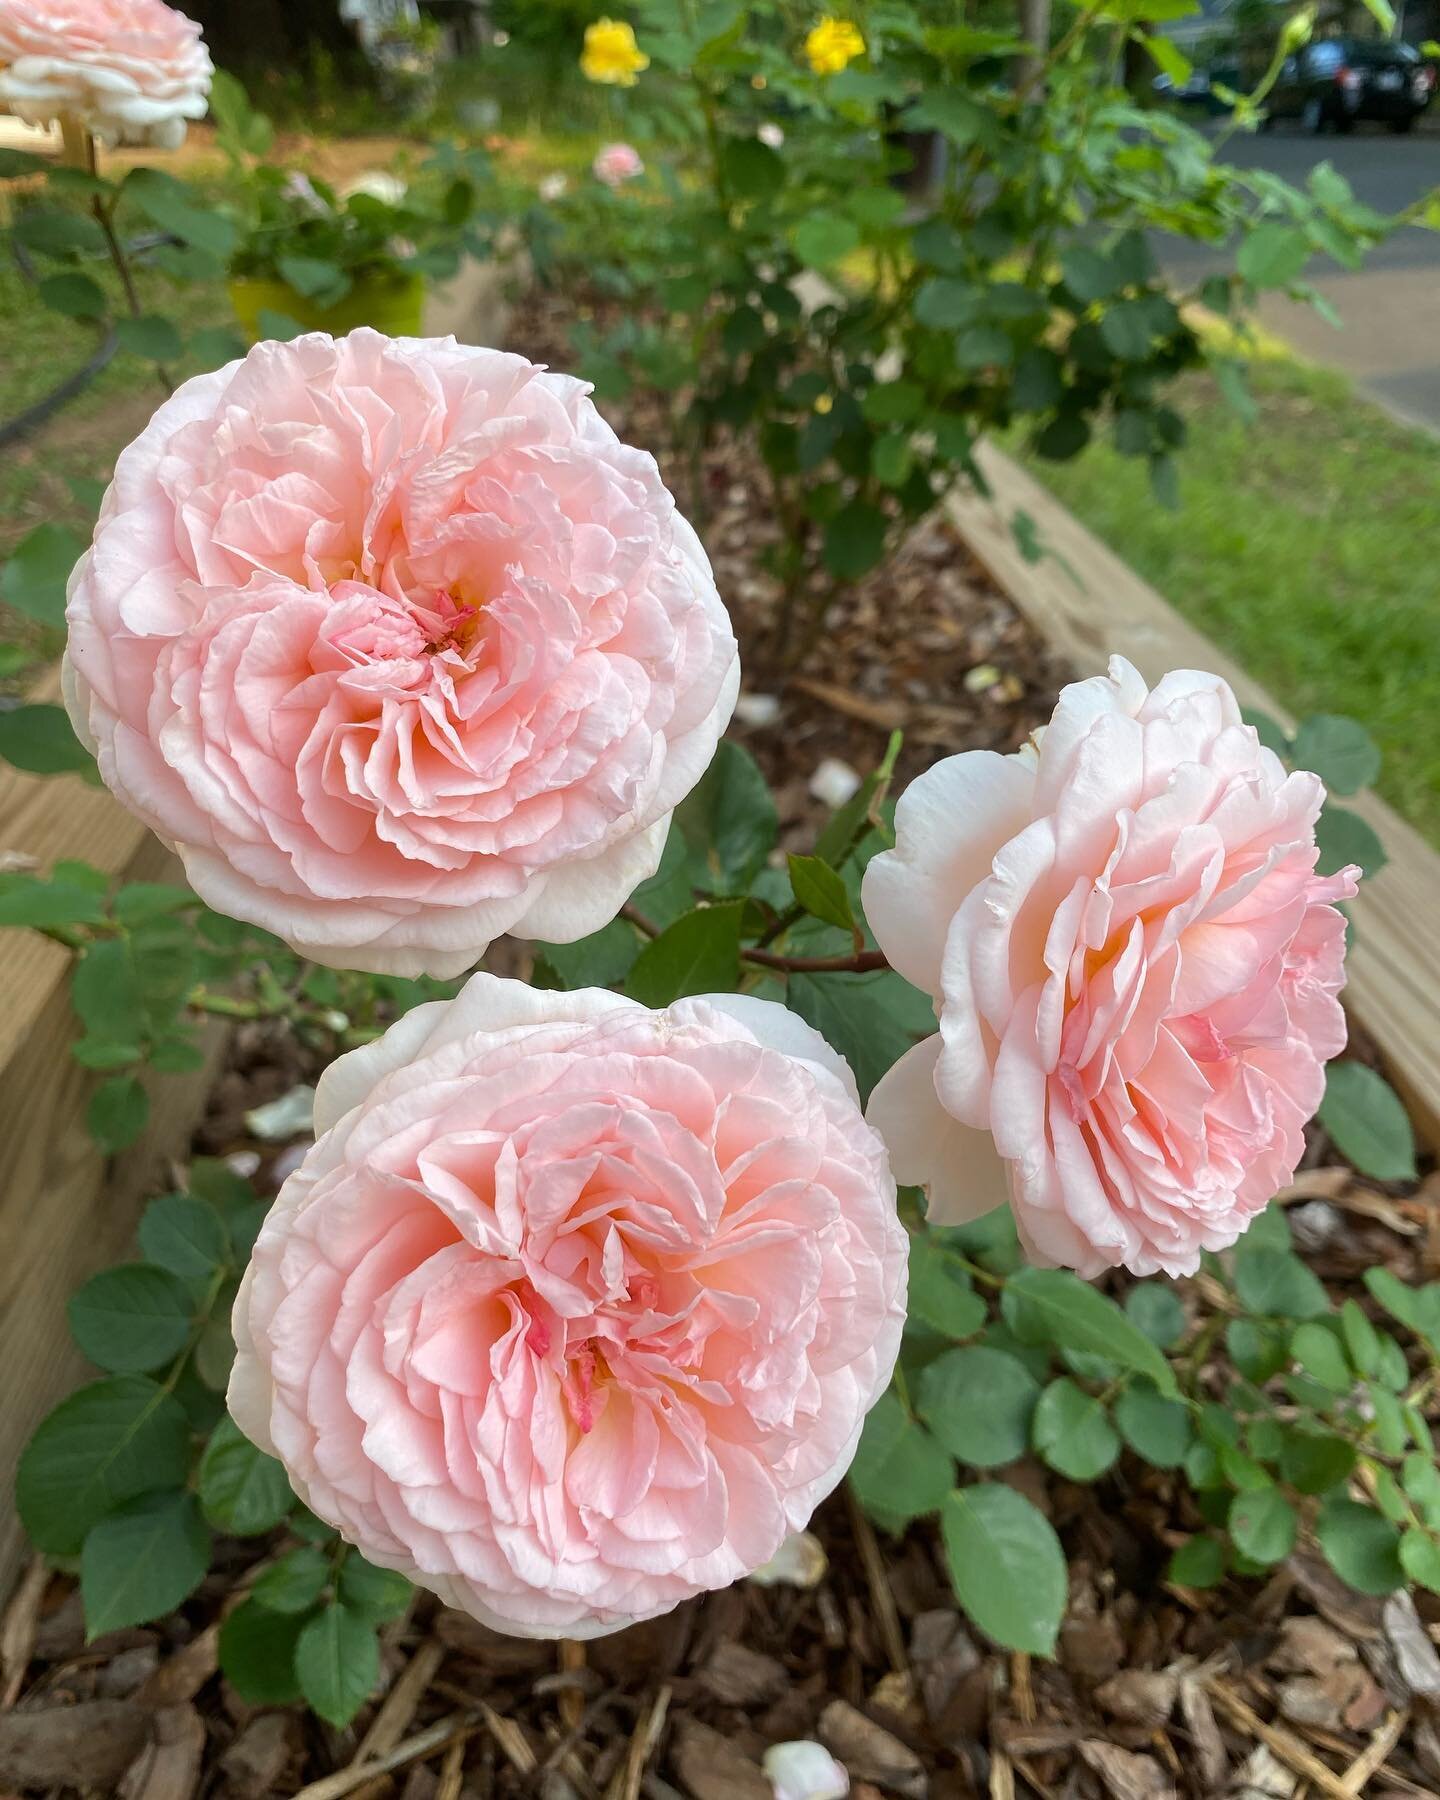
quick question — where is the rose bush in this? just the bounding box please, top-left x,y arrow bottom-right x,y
64,330 -> 738,976
865,658 -> 1360,1278
228,974 -> 906,1637
0,0 -> 212,148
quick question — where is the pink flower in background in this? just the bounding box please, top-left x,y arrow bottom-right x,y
593,141 -> 643,187
864,657 -> 1359,1278
0,0 -> 212,147
65,331 -> 737,976
228,975 -> 906,1638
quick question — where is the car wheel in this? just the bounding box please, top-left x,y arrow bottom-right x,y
1302,96 -> 1327,133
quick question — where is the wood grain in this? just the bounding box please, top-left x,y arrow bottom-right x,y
947,440 -> 1440,1147
0,682 -> 224,1588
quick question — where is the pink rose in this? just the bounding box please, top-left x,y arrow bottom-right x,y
864,657 -> 1359,1278
0,0 -> 212,148
593,141 -> 643,187
228,975 -> 906,1638
64,331 -> 738,976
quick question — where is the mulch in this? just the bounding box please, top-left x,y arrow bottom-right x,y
2,283 -> 1438,1800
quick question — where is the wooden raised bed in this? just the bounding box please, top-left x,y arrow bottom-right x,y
947,441 -> 1440,1150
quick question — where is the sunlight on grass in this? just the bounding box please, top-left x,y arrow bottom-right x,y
1029,358 -> 1440,845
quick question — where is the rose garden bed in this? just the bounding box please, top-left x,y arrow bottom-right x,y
2,279 -> 1438,1800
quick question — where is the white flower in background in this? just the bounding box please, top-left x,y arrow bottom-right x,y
0,0 -> 213,148
343,169 -> 408,206
747,1530 -> 828,1588
758,120 -> 785,148
810,757 -> 862,809
539,171 -> 569,202
764,1742 -> 850,1800
281,171 -> 327,212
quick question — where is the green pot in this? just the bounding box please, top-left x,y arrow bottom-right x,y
227,271 -> 427,343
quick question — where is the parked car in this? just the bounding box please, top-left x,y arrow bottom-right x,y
1266,36 -> 1435,133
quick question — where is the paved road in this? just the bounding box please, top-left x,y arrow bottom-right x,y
1157,128 -> 1440,431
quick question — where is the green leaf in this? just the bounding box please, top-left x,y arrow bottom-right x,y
1001,1267 -> 1177,1397
138,1192 -> 229,1290
1059,247 -> 1122,303
337,1554 -> 413,1622
199,1416 -> 295,1535
0,704 -> 96,778
540,918 -> 639,990
86,1075 -> 150,1153
863,381 -> 924,425
13,206 -> 106,258
792,214 -> 861,268
69,1264 -> 193,1373
1339,1300 -> 1381,1377
823,504 -> 889,580
39,270 -> 107,320
1098,302 -> 1153,361
849,1391 -> 955,1526
190,325 -> 249,368
1400,1529 -> 1440,1593
787,854 -> 855,933
122,167 -> 237,257
1319,1063 -> 1416,1182
814,730 -> 901,865
941,1484 -> 1067,1654
917,1346 -> 1040,1469
1142,32 -> 1192,84
624,903 -> 743,1007
1114,1382 -> 1191,1468
1228,1487 -> 1297,1567
1168,1535 -> 1225,1588
2,523 -> 84,628
1317,1498 -> 1404,1595
112,883 -> 197,925
719,136 -> 783,198
0,147 -> 48,177
114,315 -> 183,362
1290,1321 -> 1352,1393
908,1239 -> 987,1339
0,879 -> 107,929
1279,1425 -> 1356,1495
1365,1267 -> 1440,1349
81,1490 -> 209,1636
1291,715 -> 1381,796
277,254 -> 351,304
1237,223 -> 1311,289
1315,803 -> 1386,878
676,742 -> 777,895
1032,1378 -> 1120,1482
17,1375 -> 192,1554
1123,1283 -> 1186,1349
915,276 -> 979,329
1233,1247 -> 1329,1320
251,1546 -> 332,1614
787,970 -> 931,1104
219,1599 -> 305,1706
296,1603 -> 381,1727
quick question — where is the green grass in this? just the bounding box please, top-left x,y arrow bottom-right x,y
1029,357 -> 1440,847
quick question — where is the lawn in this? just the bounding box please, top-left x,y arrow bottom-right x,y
1029,356 -> 1440,847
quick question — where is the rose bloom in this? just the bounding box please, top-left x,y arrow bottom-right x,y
593,141 -> 644,188
804,16 -> 866,76
579,17 -> 648,86
864,658 -> 1360,1278
228,974 -> 906,1638
0,0 -> 211,148
64,331 -> 737,976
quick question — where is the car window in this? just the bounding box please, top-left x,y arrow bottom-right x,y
1305,42 -> 1344,72
1344,39 -> 1419,65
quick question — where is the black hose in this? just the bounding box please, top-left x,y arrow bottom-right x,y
0,227 -> 176,448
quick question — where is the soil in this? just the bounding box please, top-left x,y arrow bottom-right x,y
2,286 -> 1438,1800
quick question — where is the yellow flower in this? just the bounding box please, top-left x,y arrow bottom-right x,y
580,17 -> 649,87
814,393 -> 834,414
804,16 -> 865,76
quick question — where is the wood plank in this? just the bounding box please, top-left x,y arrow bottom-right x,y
946,440 -> 1440,1147
0,682 -> 225,1588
